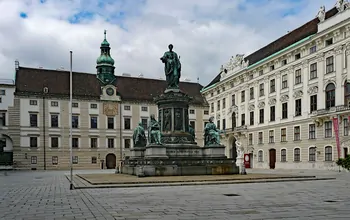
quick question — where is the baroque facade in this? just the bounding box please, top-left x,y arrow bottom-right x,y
8,32 -> 208,170
201,3 -> 350,170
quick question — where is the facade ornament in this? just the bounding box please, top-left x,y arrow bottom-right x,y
293,90 -> 304,98
346,50 -> 350,56
280,94 -> 289,102
335,45 -> 344,55
263,76 -> 269,83
316,53 -> 324,62
220,64 -> 224,72
224,54 -> 248,71
316,6 -> 326,22
258,101 -> 265,109
216,112 -> 221,120
248,104 -> 255,111
302,60 -> 309,68
227,105 -> 239,116
335,0 -> 349,12
240,105 -> 245,111
307,86 -> 319,95
268,98 -> 276,106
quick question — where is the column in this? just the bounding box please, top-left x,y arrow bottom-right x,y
335,47 -> 344,106
317,53 -> 325,109
346,42 -> 350,81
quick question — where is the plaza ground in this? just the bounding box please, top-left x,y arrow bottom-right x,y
0,169 -> 349,220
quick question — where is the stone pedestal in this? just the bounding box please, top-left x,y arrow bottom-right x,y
203,145 -> 226,158
236,157 -> 246,175
130,147 -> 145,159
145,145 -> 168,159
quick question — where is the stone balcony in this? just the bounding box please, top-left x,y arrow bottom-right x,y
222,125 -> 248,135
311,105 -> 350,117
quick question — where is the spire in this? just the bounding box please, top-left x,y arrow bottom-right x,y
96,30 -> 116,85
104,29 -> 107,40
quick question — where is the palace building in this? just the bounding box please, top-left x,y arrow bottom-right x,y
201,3 -> 350,170
4,32 -> 208,170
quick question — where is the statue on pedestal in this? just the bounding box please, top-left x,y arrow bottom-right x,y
133,122 -> 147,148
148,114 -> 162,145
204,116 -> 223,146
160,44 -> 182,89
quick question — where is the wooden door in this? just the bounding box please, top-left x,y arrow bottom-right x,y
106,154 -> 116,169
269,149 -> 276,169
344,148 -> 349,158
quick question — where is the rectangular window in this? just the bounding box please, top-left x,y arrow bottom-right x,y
51,114 -> 59,128
249,74 -> 253,80
310,45 -> 317,54
51,137 -> 58,148
259,83 -> 264,97
222,119 -> 226,130
270,65 -> 275,71
217,100 -> 220,110
269,130 -> 274,143
325,121 -> 332,138
189,109 -> 195,114
0,112 -> 5,126
295,99 -> 302,116
259,109 -> 264,124
344,118 -> 349,136
282,103 -> 288,119
270,106 -> 275,121
295,69 -> 302,84
310,95 -> 317,113
0,89 -> 5,95
72,138 -> 79,148
30,114 -> 38,127
141,118 -> 148,130
217,120 -> 220,130
90,103 -> 98,109
281,128 -> 287,142
309,147 -> 316,161
270,79 -> 275,93
325,147 -> 332,161
295,53 -> 301,60
248,133 -> 253,145
241,114 -> 245,126
72,115 -> 79,128
258,151 -> 263,162
29,100 -> 37,105
309,124 -> 316,139
325,38 -> 333,46
250,87 -> 254,100
294,148 -> 301,162
124,118 -> 131,130
281,149 -> 286,162
241,91 -> 245,103
310,63 -> 317,79
72,102 -> 79,108
107,117 -> 114,129
231,94 -> 236,105
249,111 -> 254,126
204,110 -> 209,115
72,156 -> 78,164
258,132 -> 263,144
124,105 -> 131,110
90,138 -> 98,148
294,126 -> 301,141
281,59 -> 287,65
52,156 -> 58,165
222,98 -> 226,109
51,101 -> 59,107
90,116 -> 98,129
30,137 -> 37,148
282,74 -> 288,89
326,56 -> 334,74
108,138 -> 114,148
124,139 -> 131,149
141,106 -> 148,111
211,103 -> 214,112
259,70 -> 263,76
91,157 -> 97,164
31,156 -> 37,164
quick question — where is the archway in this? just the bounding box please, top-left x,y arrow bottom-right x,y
0,134 -> 13,166
105,153 -> 116,169
269,149 -> 276,169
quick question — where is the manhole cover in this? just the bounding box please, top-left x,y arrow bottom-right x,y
324,200 -> 337,203
224,194 -> 240,197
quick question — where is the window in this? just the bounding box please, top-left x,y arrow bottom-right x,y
344,118 -> 349,136
325,83 -> 335,108
270,79 -> 275,93
51,137 -> 58,148
269,130 -> 274,143
217,89 -> 221,95
108,138 -> 114,148
90,116 -> 98,129
211,103 -> 214,112
270,106 -> 275,121
241,91 -> 245,103
294,126 -> 301,141
259,109 -> 264,124
231,94 -> 236,105
204,110 -> 209,115
240,78 -> 244,83
249,74 -> 253,80
0,97 -> 1,103
72,138 -> 79,148
270,65 -> 275,71
326,56 -> 334,74
91,157 -> 97,164
31,156 -> 37,164
189,109 -> 195,114
325,146 -> 332,161
124,139 -> 131,149
51,101 -> 59,107
90,103 -> 97,109
325,121 -> 332,138
295,69 -> 302,84
281,149 -> 286,162
309,124 -> 316,139
72,115 -> 79,128
0,112 -> 6,126
259,83 -> 264,97
294,148 -> 301,162
310,95 -> 317,112
190,121 -> 196,130
295,99 -> 302,116
249,111 -> 254,126
217,100 -> 220,110
281,128 -> 287,142
222,119 -> 226,130
310,45 -> 317,54
282,103 -> 288,119
259,70 -> 263,76
325,38 -> 333,46
52,156 -> 58,165
211,92 -> 214,97
72,156 -> 78,164
141,106 -> 148,111
282,74 -> 288,89
29,100 -> 37,105
295,53 -> 301,60
90,138 -> 98,148
258,150 -> 263,162
250,87 -> 254,100
241,114 -> 245,126
107,117 -> 114,129
0,89 -> 5,95
310,63 -> 317,79
141,118 -> 148,130
258,132 -> 263,144
344,81 -> 350,105
309,147 -> 316,161
72,102 -> 79,108
281,59 -> 287,65
30,114 -> 38,127
248,133 -> 253,145
222,98 -> 226,109
51,114 -> 59,128
30,137 -> 37,148
124,105 -> 131,110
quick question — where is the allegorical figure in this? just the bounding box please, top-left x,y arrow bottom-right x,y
148,114 -> 162,145
133,122 -> 147,148
204,116 -> 223,146
160,44 -> 182,89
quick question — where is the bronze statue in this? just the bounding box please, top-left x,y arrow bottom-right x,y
133,122 -> 147,148
160,44 -> 182,89
204,116 -> 224,146
148,114 -> 162,145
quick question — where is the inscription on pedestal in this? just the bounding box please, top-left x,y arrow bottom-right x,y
167,149 -> 201,156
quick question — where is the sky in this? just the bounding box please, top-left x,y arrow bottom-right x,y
0,0 -> 337,86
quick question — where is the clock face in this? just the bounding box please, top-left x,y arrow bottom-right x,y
106,88 -> 114,96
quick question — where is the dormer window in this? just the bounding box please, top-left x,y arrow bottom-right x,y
295,53 -> 301,60
325,38 -> 333,46
270,65 -> 275,71
281,59 -> 287,66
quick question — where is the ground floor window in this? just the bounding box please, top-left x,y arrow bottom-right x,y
258,150 -> 263,162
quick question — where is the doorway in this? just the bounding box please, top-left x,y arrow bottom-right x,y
269,149 -> 276,169
344,148 -> 348,158
231,137 -> 237,162
105,153 -> 116,169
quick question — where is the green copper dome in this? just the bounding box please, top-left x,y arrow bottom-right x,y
96,30 -> 116,86
96,53 -> 115,65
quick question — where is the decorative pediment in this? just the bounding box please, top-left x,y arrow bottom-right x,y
222,54 -> 249,77
280,94 -> 289,102
258,102 -> 265,109
307,86 -> 318,95
293,90 -> 303,98
248,104 -> 255,111
268,98 -> 276,106
227,105 -> 239,115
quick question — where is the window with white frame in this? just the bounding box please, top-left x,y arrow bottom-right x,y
294,126 -> 301,141
294,148 -> 301,162
269,130 -> 274,143
309,147 -> 316,161
309,124 -> 316,139
281,149 -> 286,162
258,150 -> 263,162
325,146 -> 332,161
324,121 -> 332,138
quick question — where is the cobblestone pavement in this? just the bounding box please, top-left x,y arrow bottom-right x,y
0,169 -> 349,220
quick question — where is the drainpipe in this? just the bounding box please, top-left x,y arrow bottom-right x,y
43,91 -> 47,170
119,102 -> 123,172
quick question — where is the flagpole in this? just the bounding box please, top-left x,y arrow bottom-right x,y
69,51 -> 74,190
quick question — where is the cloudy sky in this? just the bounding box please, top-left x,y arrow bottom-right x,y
0,0 -> 337,86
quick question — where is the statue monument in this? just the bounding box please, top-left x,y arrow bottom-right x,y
122,44 -> 239,177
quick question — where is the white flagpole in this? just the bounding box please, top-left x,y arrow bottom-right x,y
69,51 -> 74,190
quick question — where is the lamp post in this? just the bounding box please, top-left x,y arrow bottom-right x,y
69,51 -> 73,190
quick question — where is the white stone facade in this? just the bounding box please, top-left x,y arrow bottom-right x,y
202,4 -> 350,170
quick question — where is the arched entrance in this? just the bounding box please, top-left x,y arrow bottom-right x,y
269,149 -> 276,169
105,153 -> 116,169
0,134 -> 13,166
231,137 -> 237,161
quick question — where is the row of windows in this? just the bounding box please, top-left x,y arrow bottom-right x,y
30,156 -> 99,165
257,146 -> 334,163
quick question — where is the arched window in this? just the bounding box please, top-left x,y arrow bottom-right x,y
294,148 -> 301,162
281,149 -> 286,162
258,150 -> 263,162
325,146 -> 332,161
309,147 -> 316,161
325,83 -> 335,108
344,81 -> 350,105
